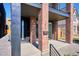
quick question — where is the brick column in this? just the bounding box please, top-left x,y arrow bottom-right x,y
38,3 -> 48,52
51,3 -> 59,40
11,3 -> 21,56
66,3 -> 73,43
54,21 -> 58,40
30,17 -> 36,44
52,21 -> 58,40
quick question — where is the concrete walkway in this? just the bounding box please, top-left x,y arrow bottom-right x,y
0,34 -> 41,56
1,35 -> 79,56
59,44 -> 79,56
49,40 -> 79,56
49,40 -> 70,50
21,42 -> 41,56
0,34 -> 11,56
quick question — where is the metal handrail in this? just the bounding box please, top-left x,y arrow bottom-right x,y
50,44 -> 61,56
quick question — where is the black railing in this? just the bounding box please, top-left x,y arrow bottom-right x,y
50,44 -> 61,56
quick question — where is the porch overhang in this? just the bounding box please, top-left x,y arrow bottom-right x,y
21,3 -> 69,21
49,7 -> 69,21
21,3 -> 40,18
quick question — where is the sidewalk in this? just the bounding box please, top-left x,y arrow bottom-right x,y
49,40 -> 79,56
0,34 -> 11,56
0,34 -> 41,56
1,35 -> 79,56
21,42 -> 41,56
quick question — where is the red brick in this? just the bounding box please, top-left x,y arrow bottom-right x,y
66,3 -> 73,43
38,3 -> 48,52
30,17 -> 36,44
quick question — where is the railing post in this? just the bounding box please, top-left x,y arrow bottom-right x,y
49,44 -> 51,56
50,44 -> 61,56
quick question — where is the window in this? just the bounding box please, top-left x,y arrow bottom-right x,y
73,15 -> 76,22
74,25 -> 76,32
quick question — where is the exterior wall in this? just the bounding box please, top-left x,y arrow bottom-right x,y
73,9 -> 78,36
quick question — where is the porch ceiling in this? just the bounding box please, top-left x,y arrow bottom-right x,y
49,12 -> 67,21
21,3 -> 40,18
21,3 -> 68,21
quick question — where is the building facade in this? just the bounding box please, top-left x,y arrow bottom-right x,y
10,3 -> 73,56
73,8 -> 79,36
57,8 -> 79,40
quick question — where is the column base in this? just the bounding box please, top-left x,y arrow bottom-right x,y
41,49 -> 49,56
66,40 -> 73,44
